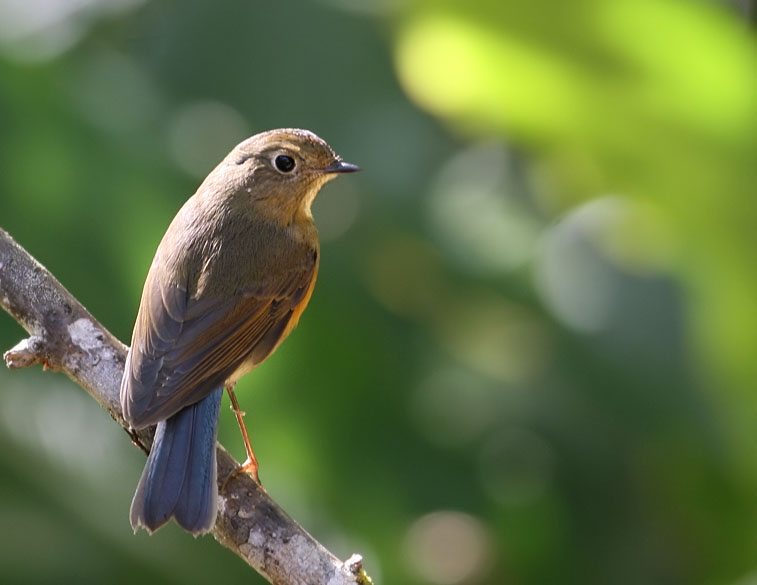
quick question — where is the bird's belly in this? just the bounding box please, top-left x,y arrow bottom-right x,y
227,357 -> 257,385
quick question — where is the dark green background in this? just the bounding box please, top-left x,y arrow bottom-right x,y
1,1 -> 755,584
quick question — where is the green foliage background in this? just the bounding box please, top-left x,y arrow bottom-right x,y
0,1 -> 755,584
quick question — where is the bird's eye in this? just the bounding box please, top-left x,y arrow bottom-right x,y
274,155 -> 296,173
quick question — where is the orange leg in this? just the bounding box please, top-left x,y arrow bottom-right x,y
225,382 -> 261,485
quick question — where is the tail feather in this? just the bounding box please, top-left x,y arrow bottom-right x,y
130,388 -> 223,535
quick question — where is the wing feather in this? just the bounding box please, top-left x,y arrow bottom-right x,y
121,258 -> 316,429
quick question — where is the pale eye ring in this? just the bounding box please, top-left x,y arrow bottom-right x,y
274,154 -> 296,173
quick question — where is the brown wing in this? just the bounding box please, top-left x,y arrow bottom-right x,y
121,263 -> 317,429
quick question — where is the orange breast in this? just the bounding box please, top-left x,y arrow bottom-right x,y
284,260 -> 319,338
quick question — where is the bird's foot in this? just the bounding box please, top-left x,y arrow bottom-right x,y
221,457 -> 264,492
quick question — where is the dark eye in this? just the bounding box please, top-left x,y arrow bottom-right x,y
274,155 -> 296,173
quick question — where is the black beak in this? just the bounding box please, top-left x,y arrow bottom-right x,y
323,159 -> 361,174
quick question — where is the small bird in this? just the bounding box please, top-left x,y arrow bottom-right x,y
120,128 -> 358,535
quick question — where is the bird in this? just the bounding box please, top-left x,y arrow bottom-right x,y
120,128 -> 359,535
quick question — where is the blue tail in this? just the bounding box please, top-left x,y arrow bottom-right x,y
129,388 -> 223,535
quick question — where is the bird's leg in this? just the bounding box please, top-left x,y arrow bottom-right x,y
224,381 -> 261,485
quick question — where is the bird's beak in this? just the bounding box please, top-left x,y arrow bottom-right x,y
322,159 -> 361,174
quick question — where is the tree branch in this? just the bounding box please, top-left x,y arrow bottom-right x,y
0,228 -> 373,585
